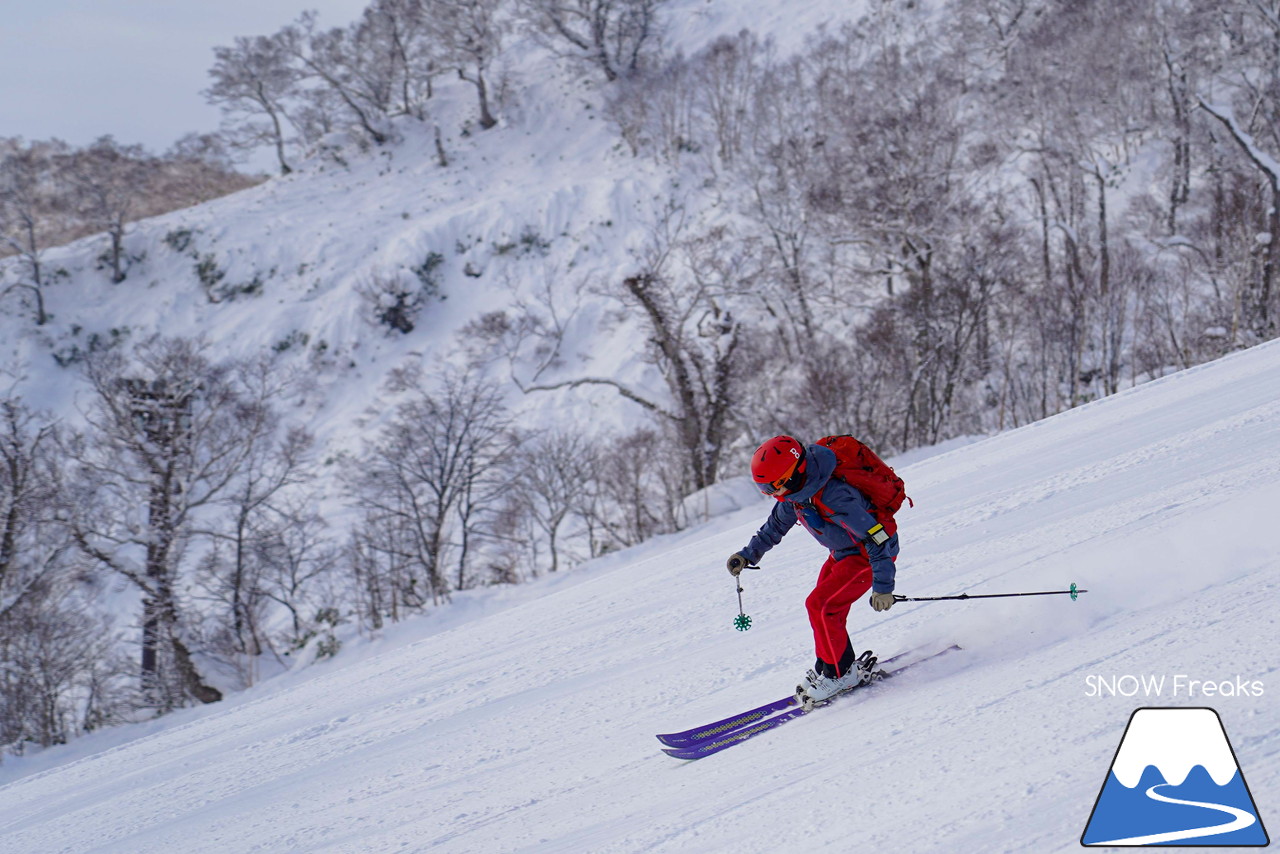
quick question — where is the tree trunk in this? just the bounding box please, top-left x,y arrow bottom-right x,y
267,103 -> 293,176
141,472 -> 172,704
110,223 -> 126,283
462,68 -> 498,130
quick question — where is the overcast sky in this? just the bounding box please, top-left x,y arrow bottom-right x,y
0,1 -> 369,156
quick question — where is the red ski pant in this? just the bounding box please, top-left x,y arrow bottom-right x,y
805,552 -> 876,673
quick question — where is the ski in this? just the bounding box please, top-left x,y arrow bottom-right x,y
659,644 -> 960,760
655,647 -> 926,748
655,695 -> 798,749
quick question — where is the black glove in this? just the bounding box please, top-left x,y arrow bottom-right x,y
726,553 -> 749,576
870,591 -> 896,612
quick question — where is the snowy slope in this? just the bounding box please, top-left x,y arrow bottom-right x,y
0,0 -> 918,450
2,338 -> 1278,853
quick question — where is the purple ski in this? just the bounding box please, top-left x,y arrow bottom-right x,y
655,648 -> 925,748
659,645 -> 960,760
655,695 -> 799,748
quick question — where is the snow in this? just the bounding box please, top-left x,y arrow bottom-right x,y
2,1 -> 1279,849
2,336 -> 1279,853
0,0 -> 951,457
1,54 -> 668,448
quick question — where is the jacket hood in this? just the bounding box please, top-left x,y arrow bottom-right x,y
785,443 -> 836,503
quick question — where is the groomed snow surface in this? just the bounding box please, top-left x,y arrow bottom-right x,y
2,341 -> 1279,852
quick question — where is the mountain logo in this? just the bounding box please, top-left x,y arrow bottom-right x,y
1081,707 -> 1269,847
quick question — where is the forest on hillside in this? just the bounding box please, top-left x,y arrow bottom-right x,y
0,135 -> 260,299
3,0 -> 1279,757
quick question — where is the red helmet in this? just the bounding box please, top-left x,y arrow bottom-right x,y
751,435 -> 807,498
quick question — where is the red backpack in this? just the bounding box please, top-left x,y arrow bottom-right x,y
815,435 -> 911,522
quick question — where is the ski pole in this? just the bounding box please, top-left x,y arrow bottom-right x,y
732,565 -> 761,630
893,582 -> 1088,603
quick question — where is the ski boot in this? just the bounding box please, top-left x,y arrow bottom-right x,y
795,650 -> 880,711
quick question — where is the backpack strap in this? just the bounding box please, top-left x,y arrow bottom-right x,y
811,484 -> 898,536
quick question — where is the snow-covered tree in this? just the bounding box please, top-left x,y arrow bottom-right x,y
0,397 -> 130,755
66,338 -> 289,710
345,368 -> 517,622
519,0 -> 666,82
57,137 -> 154,284
429,0 -> 507,129
205,34 -> 304,175
0,140 -> 68,324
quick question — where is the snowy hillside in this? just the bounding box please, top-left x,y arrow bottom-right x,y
2,336 -> 1277,853
0,0 -> 916,446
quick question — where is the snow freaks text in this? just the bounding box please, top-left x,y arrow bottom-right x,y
1085,674 -> 1265,699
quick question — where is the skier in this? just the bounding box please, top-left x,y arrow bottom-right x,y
726,435 -> 900,706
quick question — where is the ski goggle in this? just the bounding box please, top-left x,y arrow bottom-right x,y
756,457 -> 805,497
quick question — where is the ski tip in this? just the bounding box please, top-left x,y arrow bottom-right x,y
662,747 -> 701,761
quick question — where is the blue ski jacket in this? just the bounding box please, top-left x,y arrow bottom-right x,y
739,443 -> 899,593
